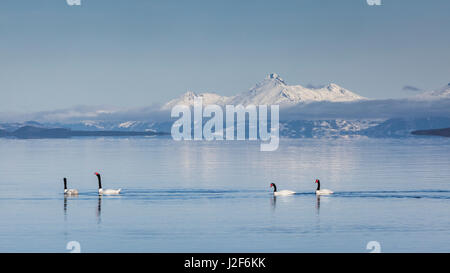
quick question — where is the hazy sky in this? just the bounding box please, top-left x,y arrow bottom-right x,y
1,0 -> 449,112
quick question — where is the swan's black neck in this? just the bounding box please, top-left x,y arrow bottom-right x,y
316,180 -> 320,191
63,178 -> 67,190
96,175 -> 102,189
272,183 -> 277,192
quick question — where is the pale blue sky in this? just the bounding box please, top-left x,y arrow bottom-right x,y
1,0 -> 449,112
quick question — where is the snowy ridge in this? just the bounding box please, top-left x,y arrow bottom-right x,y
416,83 -> 450,100
163,91 -> 229,110
162,73 -> 366,109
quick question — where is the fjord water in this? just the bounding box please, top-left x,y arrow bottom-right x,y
0,137 -> 449,252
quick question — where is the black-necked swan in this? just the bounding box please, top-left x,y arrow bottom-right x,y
63,177 -> 78,195
315,179 -> 333,195
270,183 -> 295,196
95,172 -> 121,195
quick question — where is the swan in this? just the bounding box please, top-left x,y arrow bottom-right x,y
95,172 -> 121,195
270,183 -> 295,196
315,179 -> 333,195
63,177 -> 78,195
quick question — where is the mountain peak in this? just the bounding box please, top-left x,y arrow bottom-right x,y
266,73 -> 281,80
265,73 -> 286,85
324,83 -> 352,95
326,83 -> 340,90
162,90 -> 229,109
184,91 -> 197,97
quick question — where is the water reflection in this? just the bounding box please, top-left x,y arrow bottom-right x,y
96,195 -> 102,224
64,196 -> 67,216
63,195 -> 78,219
270,196 -> 277,211
315,195 -> 321,214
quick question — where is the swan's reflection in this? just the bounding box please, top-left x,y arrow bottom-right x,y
64,196 -> 68,216
96,195 -> 102,223
316,195 -> 321,214
270,196 -> 277,211
63,194 -> 78,219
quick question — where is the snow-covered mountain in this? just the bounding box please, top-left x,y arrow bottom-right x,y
162,73 -> 366,109
228,73 -> 365,105
416,82 -> 450,100
163,91 -> 229,110
2,74 -> 450,139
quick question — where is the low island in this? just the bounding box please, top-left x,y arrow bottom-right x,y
0,126 -> 169,139
411,128 -> 450,137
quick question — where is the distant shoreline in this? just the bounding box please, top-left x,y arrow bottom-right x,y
0,125 -> 169,139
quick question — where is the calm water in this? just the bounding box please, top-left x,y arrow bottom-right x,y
0,137 -> 449,252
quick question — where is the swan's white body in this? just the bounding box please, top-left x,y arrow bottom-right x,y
63,178 -> 78,196
315,179 -> 333,195
95,172 -> 121,195
315,189 -> 333,195
274,190 -> 296,196
270,183 -> 295,196
64,189 -> 79,195
98,188 -> 121,195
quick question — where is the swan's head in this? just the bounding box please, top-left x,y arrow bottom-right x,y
270,183 -> 275,188
315,179 -> 320,183
95,172 -> 100,176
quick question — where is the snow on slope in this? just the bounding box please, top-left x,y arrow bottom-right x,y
229,73 -> 365,105
162,73 -> 366,109
163,91 -> 229,110
416,83 -> 450,100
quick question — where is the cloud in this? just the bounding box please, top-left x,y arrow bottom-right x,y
402,85 -> 422,92
280,98 -> 450,120
2,98 -> 450,124
0,104 -> 169,123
